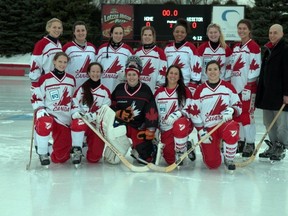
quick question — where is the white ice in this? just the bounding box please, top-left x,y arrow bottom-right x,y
0,76 -> 287,216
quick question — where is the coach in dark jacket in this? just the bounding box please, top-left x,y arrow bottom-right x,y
255,24 -> 288,161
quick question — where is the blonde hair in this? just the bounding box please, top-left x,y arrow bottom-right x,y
206,23 -> 226,49
46,18 -> 63,32
141,26 -> 156,43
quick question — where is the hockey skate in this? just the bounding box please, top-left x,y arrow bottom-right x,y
187,141 -> 196,161
259,140 -> 275,161
39,154 -> 50,166
224,158 -> 236,172
242,143 -> 255,157
71,147 -> 83,166
236,140 -> 245,154
270,141 -> 286,161
175,151 -> 184,167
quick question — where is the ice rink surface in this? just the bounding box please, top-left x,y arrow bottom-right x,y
0,76 -> 287,216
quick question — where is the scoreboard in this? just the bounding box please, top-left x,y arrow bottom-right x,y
101,4 -> 212,41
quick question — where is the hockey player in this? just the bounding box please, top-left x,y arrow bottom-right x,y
63,21 -> 97,89
230,19 -> 261,157
154,65 -> 195,165
185,60 -> 242,170
134,26 -> 167,93
29,18 -> 63,83
164,18 -> 202,96
31,52 -> 76,166
198,23 -> 232,83
70,62 -> 111,165
104,55 -> 158,164
96,24 -> 133,93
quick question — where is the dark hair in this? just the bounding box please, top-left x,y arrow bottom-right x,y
53,52 -> 69,61
173,18 -> 190,34
72,21 -> 87,39
164,65 -> 187,108
106,24 -> 124,58
237,19 -> 252,31
205,60 -> 221,72
82,62 -> 103,108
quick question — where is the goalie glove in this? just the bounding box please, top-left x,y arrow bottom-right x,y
137,129 -> 155,140
222,107 -> 234,122
166,110 -> 182,125
83,112 -> 97,123
242,88 -> 251,101
115,106 -> 133,122
36,108 -> 49,119
198,128 -> 212,144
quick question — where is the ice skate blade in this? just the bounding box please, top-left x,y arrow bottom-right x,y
74,163 -> 82,169
259,157 -> 271,162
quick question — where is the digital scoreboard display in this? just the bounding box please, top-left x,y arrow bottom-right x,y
133,5 -> 212,41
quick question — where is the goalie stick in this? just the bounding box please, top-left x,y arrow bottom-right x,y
235,104 -> 286,168
26,115 -> 34,170
80,116 -> 150,172
147,121 -> 224,172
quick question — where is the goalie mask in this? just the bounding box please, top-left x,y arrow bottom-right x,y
125,55 -> 143,76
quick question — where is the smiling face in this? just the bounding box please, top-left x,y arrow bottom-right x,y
207,27 -> 220,43
47,21 -> 63,38
111,27 -> 124,43
237,23 -> 251,43
88,64 -> 102,82
167,66 -> 180,88
53,55 -> 68,72
74,24 -> 87,43
269,24 -> 283,45
206,62 -> 220,83
142,29 -> 154,45
173,25 -> 187,42
126,70 -> 139,87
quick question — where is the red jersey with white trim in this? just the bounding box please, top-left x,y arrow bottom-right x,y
31,72 -> 76,126
164,41 -> 202,85
71,83 -> 111,114
155,86 -> 192,132
63,41 -> 97,89
96,43 -> 133,93
184,80 -> 242,129
230,39 -> 261,93
134,45 -> 167,93
198,41 -> 232,83
29,37 -> 62,82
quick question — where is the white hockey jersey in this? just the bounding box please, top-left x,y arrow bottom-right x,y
230,39 -> 261,93
96,42 -> 133,92
29,36 -> 62,82
134,45 -> 167,93
184,80 -> 242,129
155,86 -> 192,132
164,42 -> 202,85
31,72 -> 76,126
63,41 -> 97,89
198,41 -> 232,83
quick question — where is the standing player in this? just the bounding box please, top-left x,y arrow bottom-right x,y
198,23 -> 232,83
31,52 -> 76,166
134,26 -> 167,93
63,21 -> 97,89
96,24 -> 133,93
70,62 -> 111,165
230,19 -> 261,157
164,18 -> 202,96
154,65 -> 195,165
29,18 -> 63,83
104,56 -> 158,164
185,60 -> 242,170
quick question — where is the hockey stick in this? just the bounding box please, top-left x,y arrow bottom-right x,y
147,121 -> 224,172
80,116 -> 150,172
26,115 -> 35,170
235,104 -> 286,168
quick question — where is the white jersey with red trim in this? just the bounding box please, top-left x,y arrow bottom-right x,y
96,43 -> 133,93
31,72 -> 76,126
155,86 -> 192,132
134,45 -> 167,93
184,80 -> 242,129
63,41 -> 97,89
71,83 -> 111,114
29,37 -> 62,82
198,41 -> 232,83
164,41 -> 202,85
230,39 -> 261,93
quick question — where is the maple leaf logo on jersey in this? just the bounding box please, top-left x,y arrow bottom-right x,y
31,93 -> 41,104
159,65 -> 167,76
216,57 -> 224,69
249,59 -> 260,71
207,96 -> 227,116
142,59 -> 155,76
30,61 -> 39,72
146,107 -> 158,122
193,62 -> 202,74
78,56 -> 91,73
233,56 -> 245,72
173,56 -> 185,69
106,57 -> 122,74
57,87 -> 71,106
90,101 -> 100,113
187,104 -> 200,116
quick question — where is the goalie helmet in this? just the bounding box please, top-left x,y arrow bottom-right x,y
125,55 -> 143,76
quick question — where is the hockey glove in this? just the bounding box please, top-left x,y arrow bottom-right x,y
198,128 -> 212,144
84,112 -> 97,123
166,110 -> 182,125
242,88 -> 251,101
72,111 -> 83,119
36,108 -> 49,119
115,106 -> 133,122
137,129 -> 155,141
222,107 -> 234,122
